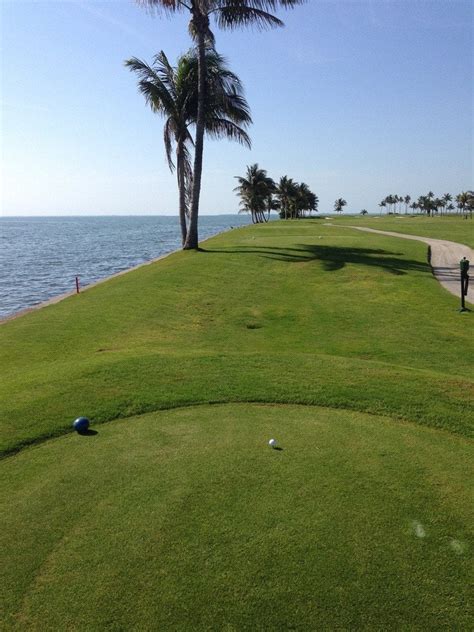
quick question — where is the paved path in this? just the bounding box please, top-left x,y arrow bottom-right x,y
334,225 -> 474,306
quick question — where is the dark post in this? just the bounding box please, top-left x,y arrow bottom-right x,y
75,276 -> 80,294
460,257 -> 469,312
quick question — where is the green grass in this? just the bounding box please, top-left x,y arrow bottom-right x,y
0,221 -> 473,454
334,214 -> 474,248
1,404 -> 472,630
1,219 -> 473,629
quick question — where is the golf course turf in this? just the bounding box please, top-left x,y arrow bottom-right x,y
1,218 -> 473,629
336,214 -> 474,249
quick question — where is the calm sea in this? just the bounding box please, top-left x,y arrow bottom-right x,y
0,215 -> 250,319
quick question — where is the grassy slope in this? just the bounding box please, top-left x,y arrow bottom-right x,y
1,219 -> 473,630
1,220 -> 473,454
1,404 -> 472,630
335,214 -> 474,248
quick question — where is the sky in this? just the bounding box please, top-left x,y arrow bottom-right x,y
0,0 -> 472,216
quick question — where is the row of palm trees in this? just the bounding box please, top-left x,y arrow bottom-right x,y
234,164 -> 318,223
379,192 -> 474,217
134,0 -> 304,248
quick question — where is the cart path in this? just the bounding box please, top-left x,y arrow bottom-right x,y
329,225 -> 474,306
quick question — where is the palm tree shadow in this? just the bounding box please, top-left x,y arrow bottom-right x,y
201,244 -> 428,276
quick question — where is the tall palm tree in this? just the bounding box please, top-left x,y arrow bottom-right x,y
234,164 -> 275,224
126,48 -> 251,245
137,0 -> 304,249
334,198 -> 347,214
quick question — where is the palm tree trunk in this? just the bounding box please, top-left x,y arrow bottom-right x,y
184,25 -> 206,250
176,144 -> 187,246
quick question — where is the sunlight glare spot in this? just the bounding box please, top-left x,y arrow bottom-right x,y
412,520 -> 426,538
450,539 -> 467,555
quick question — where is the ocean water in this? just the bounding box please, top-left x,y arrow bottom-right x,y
0,215 -> 250,319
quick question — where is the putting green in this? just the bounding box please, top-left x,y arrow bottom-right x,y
1,404 -> 472,630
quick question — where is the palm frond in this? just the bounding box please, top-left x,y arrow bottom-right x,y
153,51 -> 177,99
125,56 -> 177,116
163,118 -> 175,172
136,0 -> 183,15
215,6 -> 283,30
205,117 -> 251,147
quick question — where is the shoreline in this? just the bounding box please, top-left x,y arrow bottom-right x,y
0,226 -> 239,325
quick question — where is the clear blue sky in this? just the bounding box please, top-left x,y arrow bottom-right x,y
1,0 -> 472,216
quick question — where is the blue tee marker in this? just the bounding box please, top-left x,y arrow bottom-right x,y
73,417 -> 90,432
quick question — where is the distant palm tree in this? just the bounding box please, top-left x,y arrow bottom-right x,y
126,49 -> 251,245
384,194 -> 396,214
404,195 -> 411,214
418,194 -> 436,217
137,0 -> 304,249
456,191 -> 474,218
379,200 -> 386,215
434,198 -> 443,216
360,209 -> 368,215
397,195 -> 403,213
276,176 -> 298,219
442,193 -> 452,215
334,198 -> 347,214
467,191 -> 474,218
234,164 -> 275,224
295,182 -> 318,218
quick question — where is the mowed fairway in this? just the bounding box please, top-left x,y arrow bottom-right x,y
336,214 -> 474,249
1,404 -> 472,630
1,219 -> 473,629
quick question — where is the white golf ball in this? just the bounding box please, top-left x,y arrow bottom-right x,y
269,438 -> 277,448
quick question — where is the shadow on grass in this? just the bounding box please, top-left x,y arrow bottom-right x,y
201,244 -> 429,276
77,429 -> 98,436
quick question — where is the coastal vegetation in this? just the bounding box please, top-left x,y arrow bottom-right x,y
276,176 -> 318,219
234,164 -> 318,222
136,0 -> 304,248
379,191 -> 474,217
126,49 -> 251,244
234,163 -> 275,224
1,218 -> 472,628
334,197 -> 347,214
